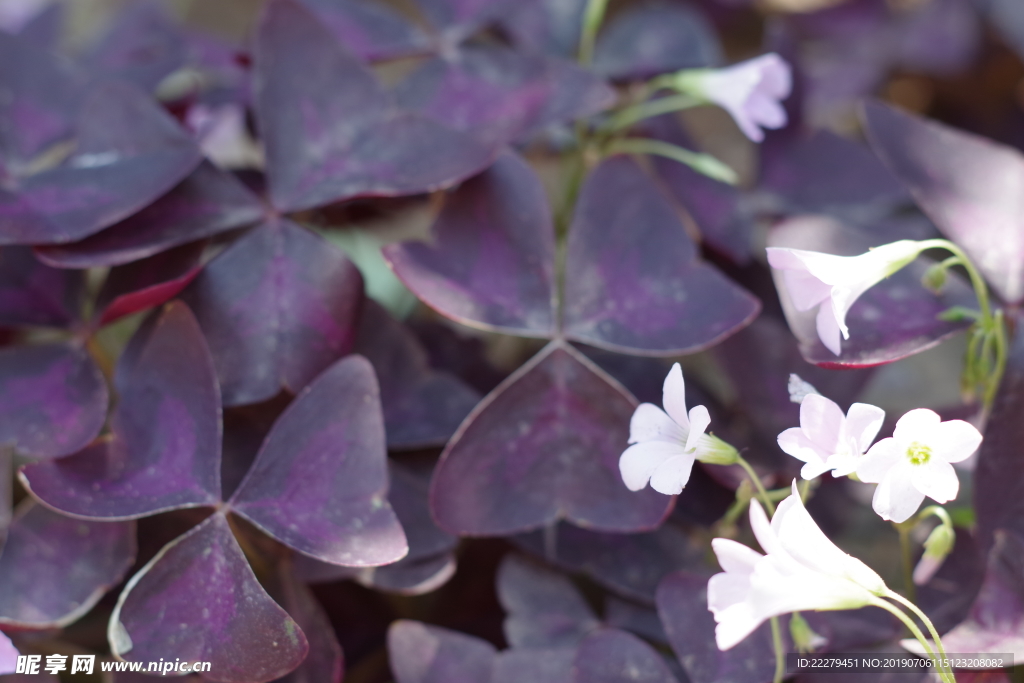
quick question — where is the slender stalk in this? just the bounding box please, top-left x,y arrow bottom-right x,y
886,590 -> 952,669
868,598 -> 956,683
895,521 -> 916,604
578,0 -> 610,66
770,616 -> 785,683
736,455 -> 774,515
604,137 -> 738,185
917,239 -> 992,322
601,94 -> 700,133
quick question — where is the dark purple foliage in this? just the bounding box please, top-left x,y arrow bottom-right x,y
0,246 -> 83,327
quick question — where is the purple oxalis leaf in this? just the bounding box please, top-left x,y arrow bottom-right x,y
497,554 -> 600,649
293,459 -> 458,595
109,512 -> 308,683
501,0 -> 587,58
415,0 -> 522,42
384,150 -> 557,337
573,628 -> 679,683
975,310 -> 1024,550
229,355 -> 408,567
84,1 -> 188,92
0,246 -> 83,327
272,564 -> 344,683
863,100 -> 1024,305
298,0 -> 428,62
182,218 -> 363,406
514,521 -> 704,603
355,300 -> 481,450
0,342 -> 107,460
34,161 -> 266,269
6,81 -> 202,245
563,156 -> 760,355
93,241 -> 205,325
493,648 -> 575,683
253,0 -> 491,213
20,302 -> 222,519
769,214 -> 974,368
0,501 -> 136,629
922,531 -> 1024,662
430,340 -> 672,536
656,571 -> 778,683
592,0 -> 721,80
387,620 -> 496,683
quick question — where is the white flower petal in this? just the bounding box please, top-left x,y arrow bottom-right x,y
911,459 -> 959,504
893,408 -> 942,443
708,570 -> 753,613
801,459 -> 834,480
872,462 -> 926,523
629,403 -> 686,444
750,562 -> 876,617
713,601 -> 762,651
649,453 -> 696,494
749,498 -> 783,557
0,631 -> 17,676
826,452 -> 860,477
930,419 -> 983,463
685,404 -> 711,453
662,363 -> 690,428
845,402 -> 886,454
619,442 -> 684,491
712,538 -> 763,575
766,251 -> 832,311
778,427 -> 827,465
816,302 -> 843,356
856,438 -> 901,483
799,394 -> 845,452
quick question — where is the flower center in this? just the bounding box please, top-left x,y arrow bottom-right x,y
906,441 -> 931,465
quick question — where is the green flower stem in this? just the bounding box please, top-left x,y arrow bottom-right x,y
895,521 -> 916,604
603,138 -> 738,185
735,454 -> 775,515
917,238 -> 1006,411
578,0 -> 610,66
868,598 -> 955,683
601,94 -> 701,133
770,616 -> 785,683
885,590 -> 956,682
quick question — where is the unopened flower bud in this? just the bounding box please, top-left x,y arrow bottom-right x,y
921,262 -> 948,294
789,612 -> 827,653
695,434 -> 740,466
913,523 -> 956,585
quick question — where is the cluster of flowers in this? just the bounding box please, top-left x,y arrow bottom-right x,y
619,240 -> 984,653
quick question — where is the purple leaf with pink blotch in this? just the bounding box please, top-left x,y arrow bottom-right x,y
769,215 -> 974,368
498,554 -> 599,649
395,45 -> 613,149
253,0 -> 491,213
298,0 -> 428,62
355,300 -> 481,449
863,100 -> 1024,304
5,81 -> 202,245
514,521 -> 704,603
0,31 -> 84,164
272,565 -> 344,683
0,343 -> 107,460
430,341 -> 672,536
109,512 -> 308,683
592,1 -> 721,80
20,302 -> 221,519
293,459 -> 457,594
574,629 -> 679,683
0,246 -> 83,327
94,241 -> 204,325
494,648 -> 575,683
656,571 -> 778,683
915,531 -> 1024,660
182,219 -> 363,406
975,311 -> 1024,550
384,151 -> 557,337
230,355 -> 407,567
759,129 -> 909,217
34,161 -> 266,269
0,501 -> 136,629
387,620 -> 495,683
563,156 -> 760,355
84,1 -> 188,92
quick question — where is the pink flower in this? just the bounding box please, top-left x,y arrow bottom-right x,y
856,409 -> 982,523
681,54 -> 792,143
778,393 -> 885,479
